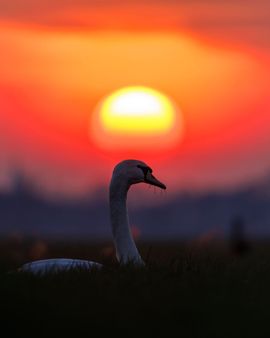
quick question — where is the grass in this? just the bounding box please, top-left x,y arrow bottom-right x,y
1,241 -> 270,337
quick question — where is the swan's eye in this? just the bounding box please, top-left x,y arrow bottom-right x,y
137,165 -> 152,177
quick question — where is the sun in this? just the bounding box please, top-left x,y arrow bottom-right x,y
91,86 -> 183,152
100,86 -> 175,135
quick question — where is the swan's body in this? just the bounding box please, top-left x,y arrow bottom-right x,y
20,259 -> 102,274
19,159 -> 166,274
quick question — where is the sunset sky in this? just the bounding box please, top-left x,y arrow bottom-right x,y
0,0 -> 270,199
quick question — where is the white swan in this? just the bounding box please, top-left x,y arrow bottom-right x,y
19,159 -> 166,274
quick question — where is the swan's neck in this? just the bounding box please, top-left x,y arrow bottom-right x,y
109,176 -> 144,265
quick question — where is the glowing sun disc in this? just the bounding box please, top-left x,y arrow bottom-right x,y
101,86 -> 175,135
91,86 -> 184,151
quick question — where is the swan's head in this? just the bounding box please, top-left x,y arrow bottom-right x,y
112,159 -> 166,190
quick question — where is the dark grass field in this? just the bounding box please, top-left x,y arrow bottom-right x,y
1,240 -> 270,337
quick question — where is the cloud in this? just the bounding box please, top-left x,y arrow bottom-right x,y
0,0 -> 269,49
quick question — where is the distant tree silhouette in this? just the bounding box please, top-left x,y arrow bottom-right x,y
229,216 -> 250,255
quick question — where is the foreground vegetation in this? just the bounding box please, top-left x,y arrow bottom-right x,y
0,241 -> 270,337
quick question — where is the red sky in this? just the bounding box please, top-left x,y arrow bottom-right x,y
0,0 -> 270,198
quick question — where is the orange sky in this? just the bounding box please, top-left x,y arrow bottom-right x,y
0,0 -> 270,198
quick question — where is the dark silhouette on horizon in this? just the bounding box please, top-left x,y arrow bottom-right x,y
0,172 -> 270,240
229,216 -> 251,255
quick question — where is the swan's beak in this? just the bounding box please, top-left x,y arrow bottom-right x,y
145,171 -> 166,190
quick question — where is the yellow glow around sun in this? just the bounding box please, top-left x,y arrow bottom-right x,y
100,86 -> 175,135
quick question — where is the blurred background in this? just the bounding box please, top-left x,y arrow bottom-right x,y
0,0 -> 270,261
